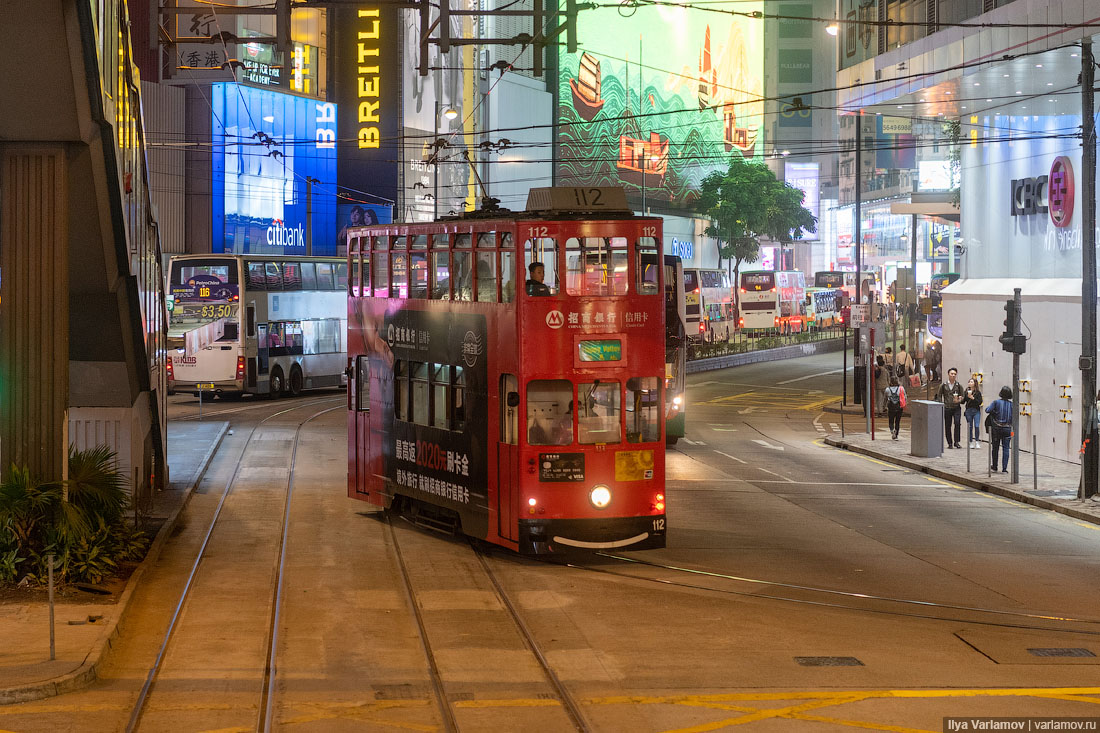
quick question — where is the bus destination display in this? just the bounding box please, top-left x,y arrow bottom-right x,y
578,339 -> 622,362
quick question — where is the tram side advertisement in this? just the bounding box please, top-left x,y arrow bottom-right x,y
358,302 -> 490,537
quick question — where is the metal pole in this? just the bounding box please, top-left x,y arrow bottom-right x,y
640,36 -> 645,215
910,213 -> 917,374
855,111 -> 862,311
305,176 -> 314,256
865,333 -> 872,434
433,101 -> 440,220
870,327 -> 875,439
198,389 -> 203,422
48,554 -> 55,661
1033,434 -> 1038,493
966,431 -> 971,472
843,327 -> 848,406
1081,39 -> 1098,499
1012,287 -> 1021,484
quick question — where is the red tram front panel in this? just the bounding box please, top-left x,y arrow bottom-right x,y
346,198 -> 666,553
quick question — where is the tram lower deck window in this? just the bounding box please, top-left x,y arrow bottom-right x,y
526,380 -> 572,446
578,381 -> 621,444
626,377 -> 661,443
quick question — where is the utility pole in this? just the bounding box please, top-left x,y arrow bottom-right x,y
1012,287 -> 1022,484
854,111 -> 863,311
910,213 -> 917,362
1081,40 -> 1098,498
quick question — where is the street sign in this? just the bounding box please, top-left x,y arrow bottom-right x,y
849,304 -> 870,326
197,383 -> 215,390
919,297 -> 934,315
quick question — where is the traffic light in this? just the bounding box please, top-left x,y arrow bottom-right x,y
999,298 -> 1026,354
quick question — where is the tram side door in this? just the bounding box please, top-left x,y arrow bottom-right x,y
497,374 -> 519,542
353,356 -> 371,495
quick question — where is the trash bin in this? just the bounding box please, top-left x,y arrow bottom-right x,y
910,399 -> 943,458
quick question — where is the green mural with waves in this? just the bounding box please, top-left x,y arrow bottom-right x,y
558,3 -> 764,208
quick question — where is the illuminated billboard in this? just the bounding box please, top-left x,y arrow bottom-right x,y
211,84 -> 338,255
557,3 -> 764,207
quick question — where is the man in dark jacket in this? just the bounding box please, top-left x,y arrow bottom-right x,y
937,366 -> 964,449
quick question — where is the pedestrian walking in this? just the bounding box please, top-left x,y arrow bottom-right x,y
874,355 -> 890,416
937,366 -> 965,449
985,386 -> 1013,473
885,375 -> 906,440
895,344 -> 914,378
962,377 -> 983,449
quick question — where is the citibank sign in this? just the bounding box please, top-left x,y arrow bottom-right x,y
267,221 -> 305,249
1010,156 -> 1075,228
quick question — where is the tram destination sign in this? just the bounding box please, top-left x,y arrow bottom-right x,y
578,339 -> 622,362
539,453 -> 585,482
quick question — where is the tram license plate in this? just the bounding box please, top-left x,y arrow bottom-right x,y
197,383 -> 215,390
539,453 -> 585,482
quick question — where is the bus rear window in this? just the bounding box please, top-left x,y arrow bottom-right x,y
171,259 -> 238,287
683,271 -> 699,293
741,273 -> 774,290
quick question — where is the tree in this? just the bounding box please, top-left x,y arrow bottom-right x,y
696,156 -> 818,311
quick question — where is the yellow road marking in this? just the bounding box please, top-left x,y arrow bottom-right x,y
657,696 -> 869,732
453,699 -> 562,708
788,712 -> 936,733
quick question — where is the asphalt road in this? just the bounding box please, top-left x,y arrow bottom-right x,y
7,357 -> 1100,731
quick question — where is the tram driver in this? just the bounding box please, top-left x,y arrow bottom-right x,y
525,262 -> 552,297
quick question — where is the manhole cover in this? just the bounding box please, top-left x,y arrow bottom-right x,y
794,656 -> 864,667
1028,648 -> 1095,658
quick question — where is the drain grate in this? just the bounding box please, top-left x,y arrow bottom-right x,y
1027,648 -> 1095,658
795,656 -> 864,667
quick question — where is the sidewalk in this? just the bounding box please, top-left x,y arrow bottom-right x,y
0,420 -> 230,704
824,424 -> 1100,525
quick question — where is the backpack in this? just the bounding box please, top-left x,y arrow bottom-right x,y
895,361 -> 907,379
886,386 -> 902,408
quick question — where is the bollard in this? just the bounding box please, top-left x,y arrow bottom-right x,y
48,554 -> 55,661
966,437 -> 970,473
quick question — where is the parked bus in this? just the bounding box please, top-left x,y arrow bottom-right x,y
346,187 -> 667,554
805,286 -> 843,329
167,254 -> 348,397
738,270 -> 807,334
684,267 -> 735,342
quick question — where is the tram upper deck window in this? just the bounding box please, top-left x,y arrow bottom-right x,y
626,377 -> 661,443
372,252 -> 389,297
478,231 -> 496,248
565,237 -> 628,296
392,253 -> 408,298
501,251 -> 516,303
431,251 -> 450,299
476,252 -> 498,302
637,237 -> 660,295
411,234 -> 428,249
578,381 -> 621,444
453,251 -> 473,301
526,379 -> 573,446
524,238 -> 558,296
409,253 -> 428,299
432,233 -> 450,249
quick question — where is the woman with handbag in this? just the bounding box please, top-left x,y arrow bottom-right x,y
962,378 -> 983,449
884,375 -> 907,440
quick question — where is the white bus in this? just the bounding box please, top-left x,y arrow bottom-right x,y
738,270 -> 781,332
805,286 -> 843,329
167,254 -> 348,397
684,268 -> 735,342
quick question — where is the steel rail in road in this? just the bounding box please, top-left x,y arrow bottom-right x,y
561,553 -> 1100,637
125,396 -> 345,733
171,391 -> 345,422
473,546 -> 592,733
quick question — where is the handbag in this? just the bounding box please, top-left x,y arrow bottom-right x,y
899,388 -> 907,409
908,374 -> 921,389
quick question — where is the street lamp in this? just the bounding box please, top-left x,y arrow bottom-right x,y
433,103 -> 459,220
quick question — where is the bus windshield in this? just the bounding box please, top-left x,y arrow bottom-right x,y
741,273 -> 775,290
168,259 -> 240,334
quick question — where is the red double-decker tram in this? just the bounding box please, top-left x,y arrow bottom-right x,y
346,188 -> 667,553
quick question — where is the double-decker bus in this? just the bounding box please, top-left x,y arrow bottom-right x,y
814,270 -> 857,300
738,270 -> 807,334
805,286 -> 843,329
346,187 -> 667,554
684,268 -> 735,342
167,254 -> 348,397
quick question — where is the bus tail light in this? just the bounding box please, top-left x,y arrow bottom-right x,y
654,493 -> 665,512
236,356 -> 246,380
166,359 -> 174,381
739,318 -> 744,327
699,322 -> 706,333
774,317 -> 780,326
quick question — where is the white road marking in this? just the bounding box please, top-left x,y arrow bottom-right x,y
776,367 -> 851,385
713,450 -> 746,464
682,438 -> 707,446
737,406 -> 761,415
694,380 -> 722,387
752,439 -> 785,451
830,423 -> 839,431
758,467 -> 794,482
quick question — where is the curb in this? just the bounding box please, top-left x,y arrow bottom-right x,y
823,435 -> 1100,527
0,421 -> 231,705
687,337 -> 846,374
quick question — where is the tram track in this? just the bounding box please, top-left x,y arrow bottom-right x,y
386,516 -> 591,732
126,396 -> 344,733
170,391 -> 344,422
557,551 -> 1100,638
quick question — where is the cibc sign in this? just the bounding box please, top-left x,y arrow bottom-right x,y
1010,156 -> 1075,228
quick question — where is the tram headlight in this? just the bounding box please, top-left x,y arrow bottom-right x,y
672,395 -> 683,407
590,485 -> 612,509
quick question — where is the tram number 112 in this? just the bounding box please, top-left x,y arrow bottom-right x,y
653,518 -> 665,532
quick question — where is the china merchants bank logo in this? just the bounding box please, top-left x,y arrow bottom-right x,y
462,330 -> 483,367
1048,156 -> 1075,228
545,310 -> 564,329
